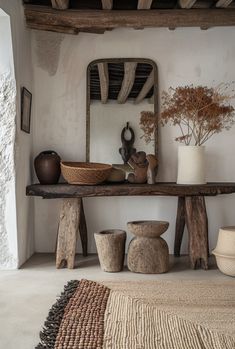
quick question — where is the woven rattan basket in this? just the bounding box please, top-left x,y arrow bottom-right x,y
61,162 -> 112,185
212,226 -> 235,277
212,251 -> 235,277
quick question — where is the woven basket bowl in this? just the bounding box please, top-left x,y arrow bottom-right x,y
61,162 -> 112,185
214,226 -> 235,256
212,251 -> 235,277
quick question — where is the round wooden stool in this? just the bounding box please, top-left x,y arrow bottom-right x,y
127,221 -> 169,274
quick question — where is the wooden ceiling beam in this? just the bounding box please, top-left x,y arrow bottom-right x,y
27,20 -> 79,34
24,6 -> 235,32
117,62 -> 137,104
97,63 -> 109,104
80,28 -> 106,34
135,69 -> 154,104
101,0 -> 113,10
137,0 -> 153,9
26,20 -> 106,34
178,0 -> 197,8
216,0 -> 233,7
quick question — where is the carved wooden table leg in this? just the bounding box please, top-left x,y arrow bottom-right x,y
56,198 -> 81,269
174,197 -> 186,257
56,197 -> 89,269
79,199 -> 88,257
185,196 -> 209,270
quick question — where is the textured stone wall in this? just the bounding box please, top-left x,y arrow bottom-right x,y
0,73 -> 17,268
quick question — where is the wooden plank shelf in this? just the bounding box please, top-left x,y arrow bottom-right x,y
26,182 -> 235,198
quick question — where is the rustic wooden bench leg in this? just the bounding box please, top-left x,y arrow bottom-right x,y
79,199 -> 88,257
174,197 -> 186,257
56,198 -> 81,269
185,196 -> 209,270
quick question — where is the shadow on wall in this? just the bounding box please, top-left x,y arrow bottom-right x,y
34,31 -> 64,76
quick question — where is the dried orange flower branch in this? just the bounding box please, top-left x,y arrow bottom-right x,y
160,84 -> 235,146
139,111 -> 157,145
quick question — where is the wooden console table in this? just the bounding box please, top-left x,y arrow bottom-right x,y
26,182 -> 235,270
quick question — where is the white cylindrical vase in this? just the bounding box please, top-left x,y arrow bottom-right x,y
177,146 -> 206,185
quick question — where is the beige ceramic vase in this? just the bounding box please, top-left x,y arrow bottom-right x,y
177,146 -> 206,185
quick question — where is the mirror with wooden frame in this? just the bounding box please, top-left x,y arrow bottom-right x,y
86,58 -> 158,168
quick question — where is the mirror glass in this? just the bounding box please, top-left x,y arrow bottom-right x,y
87,58 -> 158,168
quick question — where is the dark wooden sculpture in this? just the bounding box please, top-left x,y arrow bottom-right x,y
119,122 -> 136,164
127,151 -> 148,184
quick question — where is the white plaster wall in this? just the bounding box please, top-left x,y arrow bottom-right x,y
0,9 -> 18,269
0,1 -> 34,267
0,10 -> 14,75
32,27 -> 235,254
90,101 -> 154,164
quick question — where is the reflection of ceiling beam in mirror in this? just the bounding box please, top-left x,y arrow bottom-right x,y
137,0 -> 153,9
117,62 -> 138,104
135,69 -> 154,104
216,0 -> 233,7
51,0 -> 69,10
97,62 -> 109,104
101,0 -> 113,9
149,94 -> 154,104
178,0 -> 197,8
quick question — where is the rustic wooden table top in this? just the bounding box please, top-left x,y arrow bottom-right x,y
26,182 -> 235,199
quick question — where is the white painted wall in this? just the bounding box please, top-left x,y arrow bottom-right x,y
0,0 -> 34,268
31,27 -> 235,255
0,9 -> 14,75
90,101 -> 154,164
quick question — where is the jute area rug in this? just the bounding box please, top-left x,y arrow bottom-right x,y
36,279 -> 235,349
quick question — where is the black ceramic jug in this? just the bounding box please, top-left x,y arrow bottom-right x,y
34,150 -> 61,184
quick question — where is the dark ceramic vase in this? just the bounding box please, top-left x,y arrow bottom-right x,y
34,150 -> 61,184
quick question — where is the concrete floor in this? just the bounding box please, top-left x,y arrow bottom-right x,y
0,253 -> 230,349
